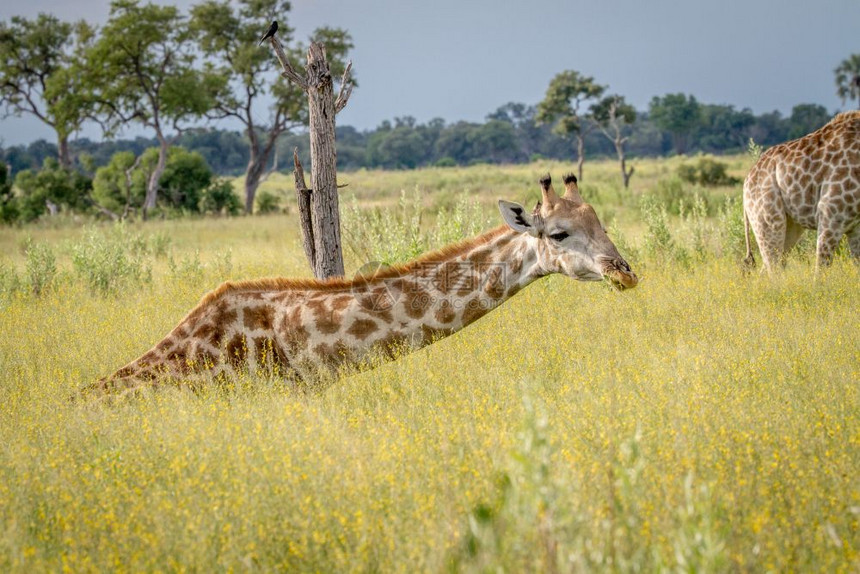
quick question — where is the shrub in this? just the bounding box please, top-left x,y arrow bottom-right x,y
0,259 -> 22,300
201,180 -> 242,216
607,220 -> 639,264
717,196 -> 746,258
677,157 -> 741,187
23,238 -> 58,296
747,138 -> 763,161
168,250 -> 205,282
641,195 -> 689,265
255,190 -> 282,214
434,157 -> 457,168
342,188 -> 489,266
149,231 -> 172,258
431,194 -> 490,247
160,148 -> 212,212
93,147 -> 213,214
71,224 -> 152,295
644,177 -> 687,216
342,189 -> 425,265
92,151 -> 140,214
14,158 -> 92,222
679,192 -> 712,261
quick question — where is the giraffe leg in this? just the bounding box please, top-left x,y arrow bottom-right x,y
75,373 -> 164,404
747,207 -> 786,273
816,195 -> 850,269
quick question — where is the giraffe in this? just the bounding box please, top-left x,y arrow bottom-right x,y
743,110 -> 860,271
76,174 -> 638,400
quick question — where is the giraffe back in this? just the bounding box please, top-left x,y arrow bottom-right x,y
745,111 -> 860,229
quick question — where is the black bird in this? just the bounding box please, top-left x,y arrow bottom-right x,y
259,20 -> 278,45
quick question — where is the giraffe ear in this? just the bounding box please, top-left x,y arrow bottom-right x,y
499,200 -> 539,236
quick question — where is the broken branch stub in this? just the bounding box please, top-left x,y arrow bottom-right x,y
268,34 -> 351,279
292,148 -> 316,268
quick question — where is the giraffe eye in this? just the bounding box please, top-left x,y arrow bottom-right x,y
549,231 -> 569,242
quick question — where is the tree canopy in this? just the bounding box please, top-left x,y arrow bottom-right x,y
85,0 -> 218,215
190,0 -> 354,212
537,70 -> 607,180
834,53 -> 860,109
0,14 -> 94,167
537,71 -> 605,138
649,93 -> 701,155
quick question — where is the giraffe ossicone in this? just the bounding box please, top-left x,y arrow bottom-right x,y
744,110 -> 860,271
77,173 -> 638,400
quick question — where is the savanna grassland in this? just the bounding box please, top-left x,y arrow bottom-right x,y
0,157 -> 858,572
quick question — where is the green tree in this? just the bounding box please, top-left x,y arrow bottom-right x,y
749,110 -> 789,147
0,161 -> 18,223
93,147 -> 212,214
0,14 -> 95,168
200,179 -> 241,215
190,0 -> 353,213
488,102 -> 544,160
834,54 -> 860,109
14,158 -> 92,221
786,104 -> 831,140
433,121 -> 478,166
91,151 -> 141,215
537,70 -> 605,181
85,0 -> 217,218
592,95 -> 637,188
158,147 -> 212,212
696,104 -> 755,152
375,125 -> 428,169
649,93 -> 701,155
469,120 -> 520,164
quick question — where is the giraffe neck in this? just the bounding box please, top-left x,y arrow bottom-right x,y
88,226 -> 548,394
358,226 -> 546,348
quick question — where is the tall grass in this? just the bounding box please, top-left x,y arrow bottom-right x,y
0,157 -> 857,572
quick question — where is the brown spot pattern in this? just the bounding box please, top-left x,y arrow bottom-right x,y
346,318 -> 379,340
331,295 -> 352,311
244,305 -> 275,331
420,324 -> 454,345
226,334 -> 248,367
402,280 -> 431,319
462,297 -> 490,326
313,341 -> 353,365
308,299 -> 341,335
195,349 -> 219,368
193,323 -> 216,341
434,300 -> 456,324
253,337 -> 289,372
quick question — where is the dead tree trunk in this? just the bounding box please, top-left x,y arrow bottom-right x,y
596,100 -> 635,189
268,37 -> 353,280
575,134 -> 585,183
574,122 -> 597,182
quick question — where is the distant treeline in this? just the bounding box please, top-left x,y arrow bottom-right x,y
1,101 -> 836,177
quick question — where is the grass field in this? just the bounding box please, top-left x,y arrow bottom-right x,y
0,157 -> 858,571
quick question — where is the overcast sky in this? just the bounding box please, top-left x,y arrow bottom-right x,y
1,0 -> 858,146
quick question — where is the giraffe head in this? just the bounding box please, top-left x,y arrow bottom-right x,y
499,173 -> 638,290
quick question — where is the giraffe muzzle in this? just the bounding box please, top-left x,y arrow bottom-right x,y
602,259 -> 638,290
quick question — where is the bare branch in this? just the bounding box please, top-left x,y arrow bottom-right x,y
293,148 -> 316,267
269,36 -> 307,89
82,195 -> 120,221
334,60 -> 353,114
